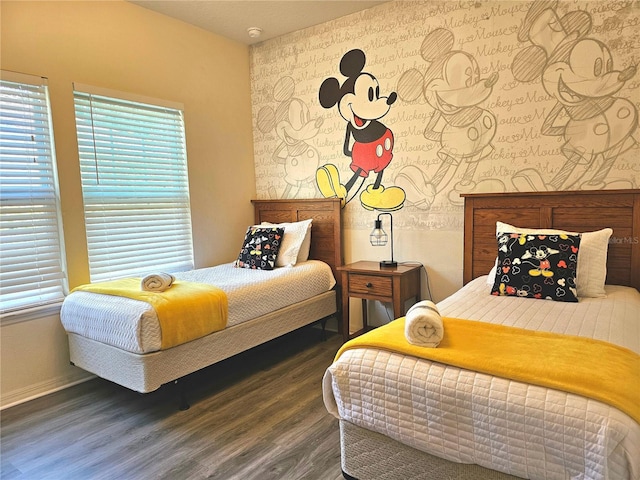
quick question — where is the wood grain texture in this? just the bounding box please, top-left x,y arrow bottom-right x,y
252,198 -> 343,289
461,189 -> 640,290
1,327 -> 344,480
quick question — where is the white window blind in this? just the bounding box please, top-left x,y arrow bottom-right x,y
73,85 -> 194,282
0,72 -> 67,316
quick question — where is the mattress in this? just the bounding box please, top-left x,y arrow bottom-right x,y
324,277 -> 640,480
61,260 -> 336,354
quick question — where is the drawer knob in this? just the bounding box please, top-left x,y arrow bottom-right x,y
366,282 -> 373,288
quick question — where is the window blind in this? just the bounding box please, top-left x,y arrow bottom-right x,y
0,72 -> 67,316
73,86 -> 194,282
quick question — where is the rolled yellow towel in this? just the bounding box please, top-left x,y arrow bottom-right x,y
141,273 -> 175,292
404,300 -> 444,347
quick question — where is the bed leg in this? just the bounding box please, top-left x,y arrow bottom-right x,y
320,318 -> 327,341
342,470 -> 358,480
174,379 -> 190,411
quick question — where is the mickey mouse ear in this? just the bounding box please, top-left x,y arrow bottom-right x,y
256,106 -> 275,134
421,29 -> 454,62
319,77 -> 341,109
511,45 -> 547,83
340,49 -> 366,78
397,69 -> 424,102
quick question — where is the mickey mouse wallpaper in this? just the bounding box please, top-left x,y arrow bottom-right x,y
510,0 -> 638,192
251,1 -> 639,231
315,49 -> 406,212
256,76 -> 323,199
397,28 -> 505,208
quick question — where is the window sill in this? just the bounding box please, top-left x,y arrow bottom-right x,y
1,302 -> 63,326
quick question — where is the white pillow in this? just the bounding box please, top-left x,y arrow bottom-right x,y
297,224 -> 312,262
261,219 -> 312,267
489,222 -> 612,298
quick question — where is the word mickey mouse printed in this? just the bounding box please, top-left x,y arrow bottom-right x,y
315,49 -> 406,212
510,0 -> 638,192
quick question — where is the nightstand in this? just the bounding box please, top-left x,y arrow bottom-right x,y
338,261 -> 422,342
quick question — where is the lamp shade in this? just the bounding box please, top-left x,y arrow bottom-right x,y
370,213 -> 397,268
369,219 -> 388,246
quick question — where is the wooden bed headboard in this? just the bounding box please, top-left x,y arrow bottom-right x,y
462,189 -> 640,291
251,198 -> 343,285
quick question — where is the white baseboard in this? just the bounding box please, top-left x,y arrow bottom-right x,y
1,372 -> 94,410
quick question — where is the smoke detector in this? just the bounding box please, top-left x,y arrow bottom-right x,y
247,27 -> 263,39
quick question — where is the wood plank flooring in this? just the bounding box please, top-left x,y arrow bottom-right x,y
1,326 -> 345,480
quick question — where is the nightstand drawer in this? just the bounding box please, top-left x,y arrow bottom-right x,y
349,274 -> 392,297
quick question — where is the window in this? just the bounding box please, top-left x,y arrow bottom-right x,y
73,84 -> 194,282
0,71 -> 67,317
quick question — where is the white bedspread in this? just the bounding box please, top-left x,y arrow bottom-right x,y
324,277 -> 640,480
61,260 -> 335,354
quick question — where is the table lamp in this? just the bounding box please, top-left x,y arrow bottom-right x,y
370,212 -> 397,268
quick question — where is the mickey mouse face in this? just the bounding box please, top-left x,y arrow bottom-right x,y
543,38 -> 625,105
338,73 -> 395,129
425,52 -> 493,113
532,247 -> 548,259
319,49 -> 397,129
275,98 -> 323,145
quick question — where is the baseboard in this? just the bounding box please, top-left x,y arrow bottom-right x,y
1,372 -> 94,410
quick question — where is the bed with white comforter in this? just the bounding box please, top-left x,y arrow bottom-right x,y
61,197 -> 343,399
324,276 -> 640,480
62,260 -> 335,354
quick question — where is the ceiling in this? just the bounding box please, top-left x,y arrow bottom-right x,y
128,1 -> 389,45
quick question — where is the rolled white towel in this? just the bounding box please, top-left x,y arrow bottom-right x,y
141,273 -> 175,292
404,300 -> 444,347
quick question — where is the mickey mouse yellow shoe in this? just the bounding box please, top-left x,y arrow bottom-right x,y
360,184 -> 405,212
316,164 -> 347,207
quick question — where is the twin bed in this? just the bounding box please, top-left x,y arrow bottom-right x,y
61,198 -> 342,395
324,189 -> 640,480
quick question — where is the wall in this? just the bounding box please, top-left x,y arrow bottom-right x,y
0,1 -> 256,407
250,0 -> 640,313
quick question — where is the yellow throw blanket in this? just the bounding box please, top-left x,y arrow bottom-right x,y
73,278 -> 228,349
336,317 -> 640,424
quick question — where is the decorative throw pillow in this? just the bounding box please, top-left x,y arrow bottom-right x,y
489,222 -> 612,298
235,226 -> 284,270
261,219 -> 312,267
490,232 -> 581,302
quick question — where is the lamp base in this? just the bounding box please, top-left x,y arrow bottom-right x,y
379,260 -> 398,268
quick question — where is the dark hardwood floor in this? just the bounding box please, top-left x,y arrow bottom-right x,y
1,326 -> 345,480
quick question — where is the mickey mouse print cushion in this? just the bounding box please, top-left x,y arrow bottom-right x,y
235,226 -> 284,270
490,231 -> 581,302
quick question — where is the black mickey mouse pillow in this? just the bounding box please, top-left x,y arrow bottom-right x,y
235,226 -> 284,270
490,231 -> 581,302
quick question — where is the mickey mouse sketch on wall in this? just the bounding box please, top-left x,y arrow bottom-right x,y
396,28 -> 504,208
256,76 -> 324,199
315,49 -> 406,211
510,0 -> 637,191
